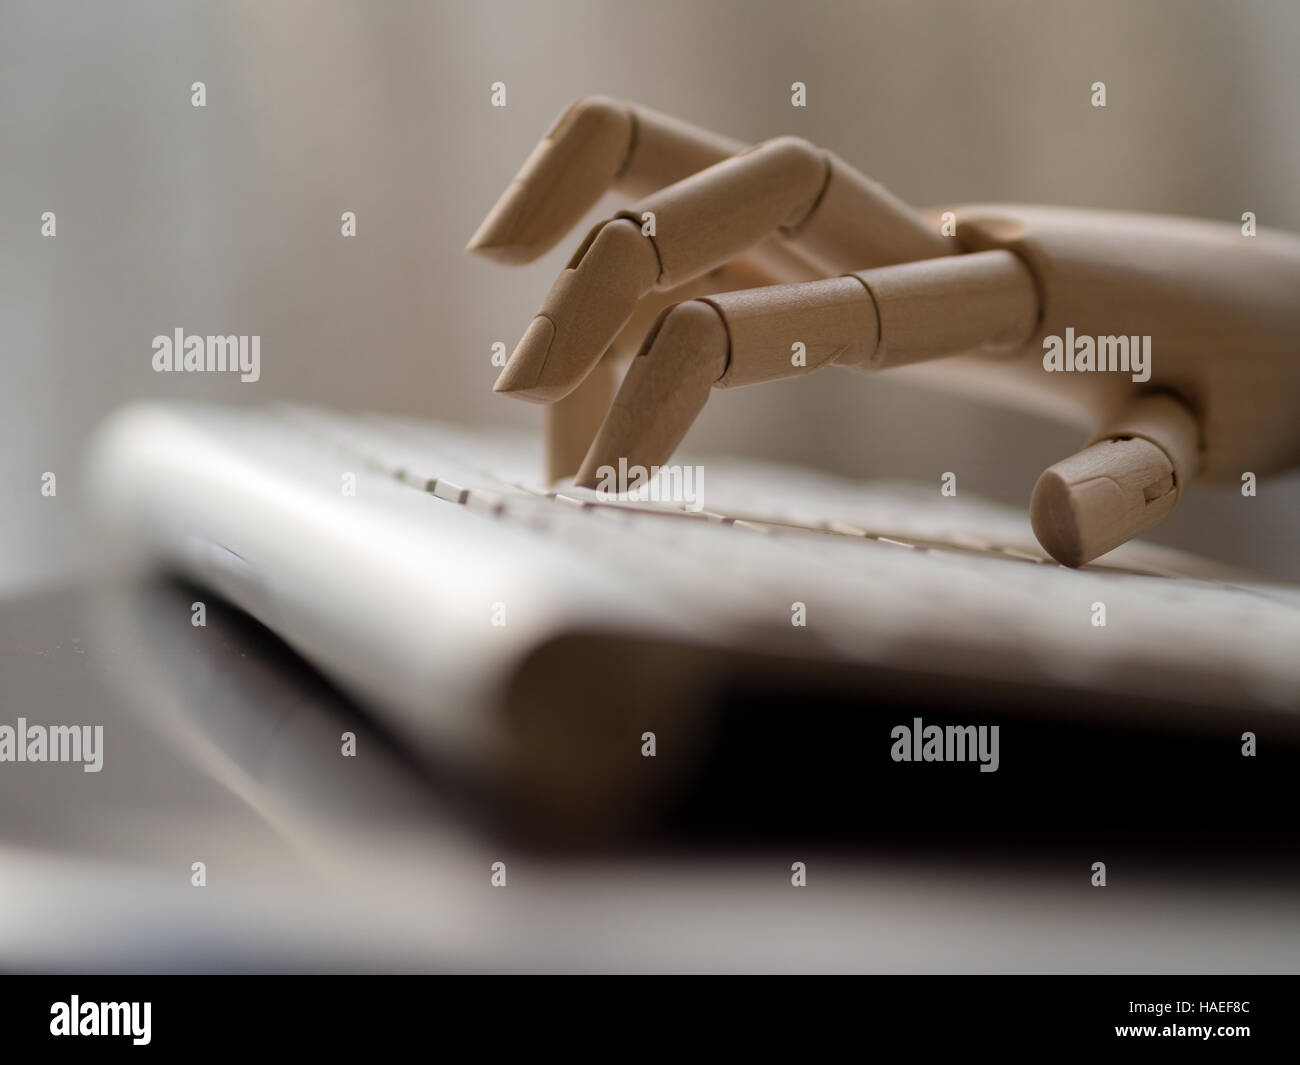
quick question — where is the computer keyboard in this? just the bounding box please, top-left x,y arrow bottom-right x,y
88,400 -> 1300,799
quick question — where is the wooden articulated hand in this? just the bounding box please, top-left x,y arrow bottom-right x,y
468,97 -> 1300,566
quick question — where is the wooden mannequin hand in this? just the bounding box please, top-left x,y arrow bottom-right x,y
467,97 -> 1300,566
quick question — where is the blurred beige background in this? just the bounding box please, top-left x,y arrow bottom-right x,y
3,0 -> 1298,592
